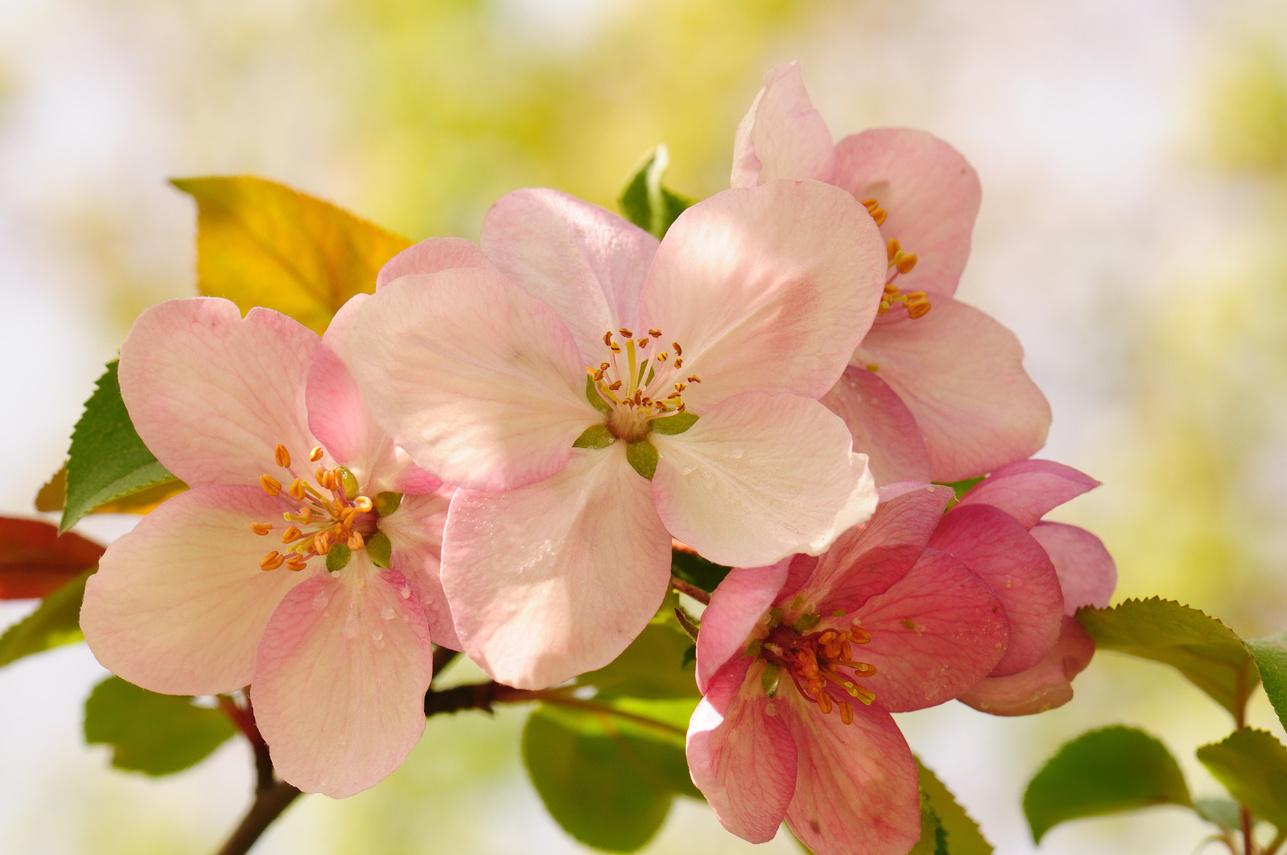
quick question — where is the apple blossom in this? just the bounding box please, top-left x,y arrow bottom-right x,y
350,181 -> 885,690
734,61 -> 1051,484
686,484 -> 1009,855
80,296 -> 455,798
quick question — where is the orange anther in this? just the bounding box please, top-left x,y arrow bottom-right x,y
673,358 -> 683,369
285,556 -> 308,572
250,522 -> 272,536
839,701 -> 854,725
347,531 -> 365,551
309,446 -> 325,462
648,329 -> 662,338
687,375 -> 701,383
314,531 -> 333,555
260,551 -> 285,571
895,253 -> 918,275
281,526 -> 303,544
259,474 -> 282,497
289,478 -> 307,500
861,198 -> 879,211
872,208 -> 887,227
319,470 -> 335,491
886,238 -> 901,262
656,352 -> 668,363
619,327 -> 633,338
817,692 -> 833,715
353,496 -> 373,513
637,337 -> 649,349
274,444 -> 291,468
340,507 -> 357,527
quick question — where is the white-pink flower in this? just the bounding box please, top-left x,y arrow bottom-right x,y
350,181 -> 886,690
734,61 -> 1052,484
80,296 -> 456,797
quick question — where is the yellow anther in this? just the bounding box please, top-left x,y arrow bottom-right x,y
250,522 -> 272,536
260,551 -> 285,571
637,337 -> 649,349
274,444 -> 291,468
674,382 -> 686,392
905,293 -> 931,319
353,496 -> 373,513
281,526 -> 303,544
648,329 -> 662,338
610,343 -> 621,353
259,474 -> 282,497
289,478 -> 307,500
674,358 -> 684,369
600,362 -> 610,371
656,352 -> 668,363
886,238 -> 901,262
309,446 -> 325,462
348,531 -> 365,550
895,253 -> 918,275
687,375 -> 701,383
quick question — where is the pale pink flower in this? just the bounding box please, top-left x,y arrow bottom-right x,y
80,296 -> 455,797
687,485 -> 1009,855
350,181 -> 885,689
734,61 -> 1051,484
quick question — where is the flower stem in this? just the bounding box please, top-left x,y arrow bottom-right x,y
670,574 -> 711,605
213,780 -> 302,855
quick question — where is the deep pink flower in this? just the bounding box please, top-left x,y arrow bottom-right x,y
80,296 -> 455,797
349,182 -> 886,690
687,485 -> 1009,855
733,61 -> 1051,484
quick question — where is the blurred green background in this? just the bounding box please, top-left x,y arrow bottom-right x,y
3,0 -> 1287,853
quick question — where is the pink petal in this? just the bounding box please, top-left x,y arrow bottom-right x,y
696,559 -> 792,694
251,566 -> 433,797
651,392 -> 874,568
929,504 -> 1063,676
639,181 -> 885,409
821,367 -> 932,485
957,459 -> 1101,529
832,128 -> 981,299
119,298 -> 319,487
958,617 -> 1095,716
379,488 -> 459,650
1031,521 -> 1117,614
784,697 -> 920,855
481,188 -> 658,359
688,657 -> 798,843
857,298 -> 1051,483
349,269 -> 597,492
440,447 -> 672,689
852,548 -> 1008,712
730,61 -> 836,188
375,237 -> 492,288
81,486 -> 313,695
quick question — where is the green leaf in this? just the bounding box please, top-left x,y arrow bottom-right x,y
917,758 -> 993,854
1076,598 -> 1259,719
522,697 -> 698,851
1193,797 -> 1243,831
670,548 -> 731,594
1023,726 -> 1192,843
573,424 -> 615,449
1197,729 -> 1287,830
171,175 -> 411,334
651,412 -> 699,435
908,793 -> 948,855
617,145 -> 696,240
576,623 -> 700,699
0,570 -> 91,668
84,677 -> 237,776
1245,629 -> 1287,732
61,361 -> 181,534
626,439 -> 658,480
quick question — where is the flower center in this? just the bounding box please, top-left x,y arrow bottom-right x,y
757,610 -> 876,726
586,327 -> 701,443
252,443 -> 391,572
860,198 -> 931,320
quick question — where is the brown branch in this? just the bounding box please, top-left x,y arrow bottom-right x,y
214,780 -> 302,855
430,645 -> 460,683
670,574 -> 711,605
1241,806 -> 1254,855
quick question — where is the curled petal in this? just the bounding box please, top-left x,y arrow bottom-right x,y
730,60 -> 836,188
958,459 -> 1101,529
696,559 -> 791,693
1031,521 -> 1117,614
821,367 -> 932,485
958,617 -> 1095,716
252,566 -> 433,797
375,237 -> 492,288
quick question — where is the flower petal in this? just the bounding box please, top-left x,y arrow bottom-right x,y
440,446 -> 672,689
639,181 -> 885,408
730,61 -> 836,188
687,657 -> 797,843
375,237 -> 492,289
119,298 -> 318,487
697,559 -> 791,694
852,548 -> 1008,712
350,269 -> 597,492
81,485 -> 313,695
929,504 -> 1063,676
1031,521 -> 1117,614
481,188 -> 658,359
957,459 -> 1101,529
784,697 -> 920,855
379,487 -> 459,649
958,617 -> 1095,716
251,565 -> 433,797
832,128 -> 981,298
821,367 -> 932,485
651,393 -> 873,568
857,298 -> 1051,482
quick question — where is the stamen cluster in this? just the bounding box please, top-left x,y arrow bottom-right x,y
861,198 -> 930,320
760,617 -> 877,726
587,327 -> 701,440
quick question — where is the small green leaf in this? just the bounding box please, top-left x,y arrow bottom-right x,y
326,543 -> 352,572
617,145 -> 696,239
626,439 -> 658,480
1193,797 -> 1243,831
585,373 -> 613,415
651,412 -> 699,435
907,792 -> 948,855
62,361 -> 180,533
1197,729 -> 1287,830
573,424 -> 615,450
0,570 -> 91,668
1076,598 -> 1259,720
365,531 -> 392,569
576,623 -> 699,699
84,677 -> 237,776
917,758 -> 993,854
937,476 -> 985,502
1023,726 -> 1191,843
373,491 -> 403,517
670,548 -> 731,594
1245,629 -> 1287,732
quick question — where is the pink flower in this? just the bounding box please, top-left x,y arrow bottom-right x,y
80,296 -> 456,797
687,485 -> 1009,855
733,61 -> 1051,484
349,181 -> 886,690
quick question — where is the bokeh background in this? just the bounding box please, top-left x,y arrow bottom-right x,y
3,0 -> 1287,852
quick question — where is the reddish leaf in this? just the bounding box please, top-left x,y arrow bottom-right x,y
0,517 -> 105,599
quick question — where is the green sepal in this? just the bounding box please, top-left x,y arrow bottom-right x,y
336,466 -> 359,499
585,373 -> 613,415
374,491 -> 403,517
366,531 -> 392,569
573,424 -> 616,450
761,663 -> 781,697
937,475 -> 985,502
792,613 -> 821,633
617,145 -> 696,240
626,439 -> 658,480
326,543 -> 352,572
651,412 -> 698,435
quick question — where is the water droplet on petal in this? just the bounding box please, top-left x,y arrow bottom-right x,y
371,630 -> 383,641
343,618 -> 359,639
399,584 -> 412,599
732,448 -> 743,459
765,701 -> 778,716
679,465 -> 696,476
311,592 -> 329,611
381,605 -> 396,620
701,470 -> 715,484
